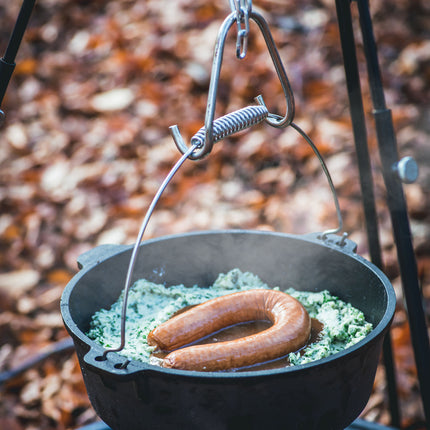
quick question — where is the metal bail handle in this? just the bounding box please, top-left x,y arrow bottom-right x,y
170,4 -> 295,160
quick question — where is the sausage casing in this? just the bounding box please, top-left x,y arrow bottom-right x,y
147,289 -> 311,371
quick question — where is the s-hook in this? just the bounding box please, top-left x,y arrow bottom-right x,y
169,0 -> 296,161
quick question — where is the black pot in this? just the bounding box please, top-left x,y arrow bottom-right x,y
61,230 -> 396,430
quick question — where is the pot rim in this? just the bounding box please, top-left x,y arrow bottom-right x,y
61,229 -> 396,379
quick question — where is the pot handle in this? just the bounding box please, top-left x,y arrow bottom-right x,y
77,244 -> 132,270
304,231 -> 358,254
83,344 -> 146,379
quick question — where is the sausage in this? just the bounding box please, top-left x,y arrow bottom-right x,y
147,289 -> 311,371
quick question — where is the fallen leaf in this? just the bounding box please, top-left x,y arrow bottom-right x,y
90,88 -> 135,112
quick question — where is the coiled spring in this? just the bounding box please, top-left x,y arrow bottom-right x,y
191,105 -> 268,148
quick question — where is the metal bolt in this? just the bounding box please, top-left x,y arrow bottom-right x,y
394,156 -> 419,184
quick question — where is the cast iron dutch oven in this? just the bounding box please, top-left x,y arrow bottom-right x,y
61,230 -> 396,430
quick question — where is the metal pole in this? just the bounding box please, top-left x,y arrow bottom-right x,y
0,0 -> 36,122
356,0 -> 430,427
333,0 -> 401,426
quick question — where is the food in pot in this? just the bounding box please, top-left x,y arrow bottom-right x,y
87,269 -> 372,369
148,289 -> 311,371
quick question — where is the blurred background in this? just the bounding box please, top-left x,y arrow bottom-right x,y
0,0 -> 429,428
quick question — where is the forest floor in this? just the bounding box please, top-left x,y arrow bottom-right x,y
0,0 -> 429,429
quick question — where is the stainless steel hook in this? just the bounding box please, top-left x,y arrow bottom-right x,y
170,8 -> 295,160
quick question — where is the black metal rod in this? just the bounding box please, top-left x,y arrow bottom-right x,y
0,59 -> 16,112
3,0 -> 36,63
356,0 -> 430,427
0,338 -> 74,385
334,0 -> 401,426
0,0 -> 36,108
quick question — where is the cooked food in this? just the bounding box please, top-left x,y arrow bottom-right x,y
87,269 -> 372,370
148,289 -> 311,371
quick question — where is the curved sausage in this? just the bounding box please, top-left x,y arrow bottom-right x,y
147,289 -> 311,371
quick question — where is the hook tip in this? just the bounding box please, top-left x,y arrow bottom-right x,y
169,125 -> 189,155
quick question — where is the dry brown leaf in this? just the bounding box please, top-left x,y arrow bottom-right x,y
0,270 -> 40,298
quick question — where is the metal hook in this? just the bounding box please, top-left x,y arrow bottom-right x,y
170,8 -> 295,160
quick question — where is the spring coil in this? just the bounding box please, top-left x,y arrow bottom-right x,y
191,105 -> 269,148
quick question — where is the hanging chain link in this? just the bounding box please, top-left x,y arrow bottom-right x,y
229,0 -> 252,58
